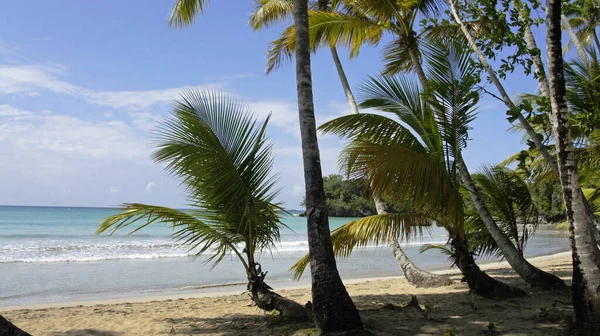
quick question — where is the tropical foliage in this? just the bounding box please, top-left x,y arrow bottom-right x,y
97,90 -> 307,319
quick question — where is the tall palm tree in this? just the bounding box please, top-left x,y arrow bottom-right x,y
292,0 -> 365,334
251,0 -> 452,288
546,0 -> 600,330
266,0 -> 449,88
168,1 -> 363,331
97,90 -> 307,319
292,43 -> 527,299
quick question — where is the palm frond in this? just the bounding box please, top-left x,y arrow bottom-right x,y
290,212 -> 436,279
249,0 -> 294,30
169,0 -> 210,28
99,89 -> 285,269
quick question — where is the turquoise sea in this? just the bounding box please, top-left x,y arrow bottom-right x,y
0,206 -> 569,308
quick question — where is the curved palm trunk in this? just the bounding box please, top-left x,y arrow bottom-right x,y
450,234 -> 527,299
456,156 -> 566,289
373,195 -> 453,287
293,0 -> 364,334
247,263 -> 308,320
330,46 -> 360,115
331,42 -> 449,287
547,1 -> 600,330
0,315 -> 31,336
448,0 -> 559,176
562,14 -> 588,61
408,45 -> 429,90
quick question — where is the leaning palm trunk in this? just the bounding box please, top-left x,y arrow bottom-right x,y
373,195 -> 453,287
332,42 -> 449,287
562,14 -> 588,61
247,263 -> 307,320
448,0 -> 559,178
547,0 -> 600,330
0,315 -> 31,336
456,156 -> 566,289
293,0 -> 364,334
408,45 -> 429,91
450,234 -> 527,299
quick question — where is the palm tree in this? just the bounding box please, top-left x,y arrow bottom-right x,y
546,0 -> 600,330
97,90 -> 308,319
168,1 -> 363,331
292,42 -> 527,299
251,0 -> 452,288
467,166 -> 541,259
565,0 -> 600,54
292,0 -> 365,334
267,0 -> 451,87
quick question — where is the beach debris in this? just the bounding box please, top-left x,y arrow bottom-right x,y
169,326 -> 176,334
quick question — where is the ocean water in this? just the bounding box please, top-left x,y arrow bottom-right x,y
0,206 -> 569,308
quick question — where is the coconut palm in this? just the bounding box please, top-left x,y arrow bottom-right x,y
565,0 -> 600,55
546,0 -> 600,330
291,0 -> 365,334
168,1 -> 363,331
251,0 -> 452,288
265,0 -> 452,86
97,90 -> 307,320
466,166 -> 540,259
292,42 -> 527,299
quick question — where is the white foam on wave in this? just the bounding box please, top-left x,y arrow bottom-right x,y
0,237 -> 448,264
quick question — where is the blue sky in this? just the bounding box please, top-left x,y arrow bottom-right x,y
0,1 -> 545,208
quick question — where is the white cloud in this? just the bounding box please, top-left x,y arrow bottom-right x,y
0,104 -> 33,117
129,111 -> 164,131
0,64 -> 79,96
249,100 -> 300,136
146,181 -> 157,194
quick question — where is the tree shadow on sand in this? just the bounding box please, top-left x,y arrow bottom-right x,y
163,314 -> 314,336
51,330 -> 124,336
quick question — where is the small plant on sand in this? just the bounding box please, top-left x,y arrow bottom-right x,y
486,321 -> 498,335
97,90 -> 307,321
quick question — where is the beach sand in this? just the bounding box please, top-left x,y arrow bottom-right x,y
2,252 -> 574,335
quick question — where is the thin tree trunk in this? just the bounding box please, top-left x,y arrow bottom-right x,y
293,0 -> 365,334
547,1 -> 600,331
450,234 -> 528,299
373,194 -> 453,288
448,0 -> 560,176
408,45 -> 429,90
0,315 -> 31,336
562,14 -> 588,61
456,156 -> 566,289
330,47 -> 360,115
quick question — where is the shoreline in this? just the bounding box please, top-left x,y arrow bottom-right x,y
1,250 -> 571,312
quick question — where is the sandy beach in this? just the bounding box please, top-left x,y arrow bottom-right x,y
2,251 -> 574,335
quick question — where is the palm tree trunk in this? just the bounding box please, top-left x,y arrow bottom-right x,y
547,0 -> 600,330
373,194 -> 453,288
293,0 -> 364,334
562,14 -> 588,61
247,263 -> 308,320
408,45 -> 429,90
448,0 -> 560,176
330,46 -> 360,115
517,5 -> 600,243
0,315 -> 31,336
450,234 -> 527,299
456,156 -> 566,289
